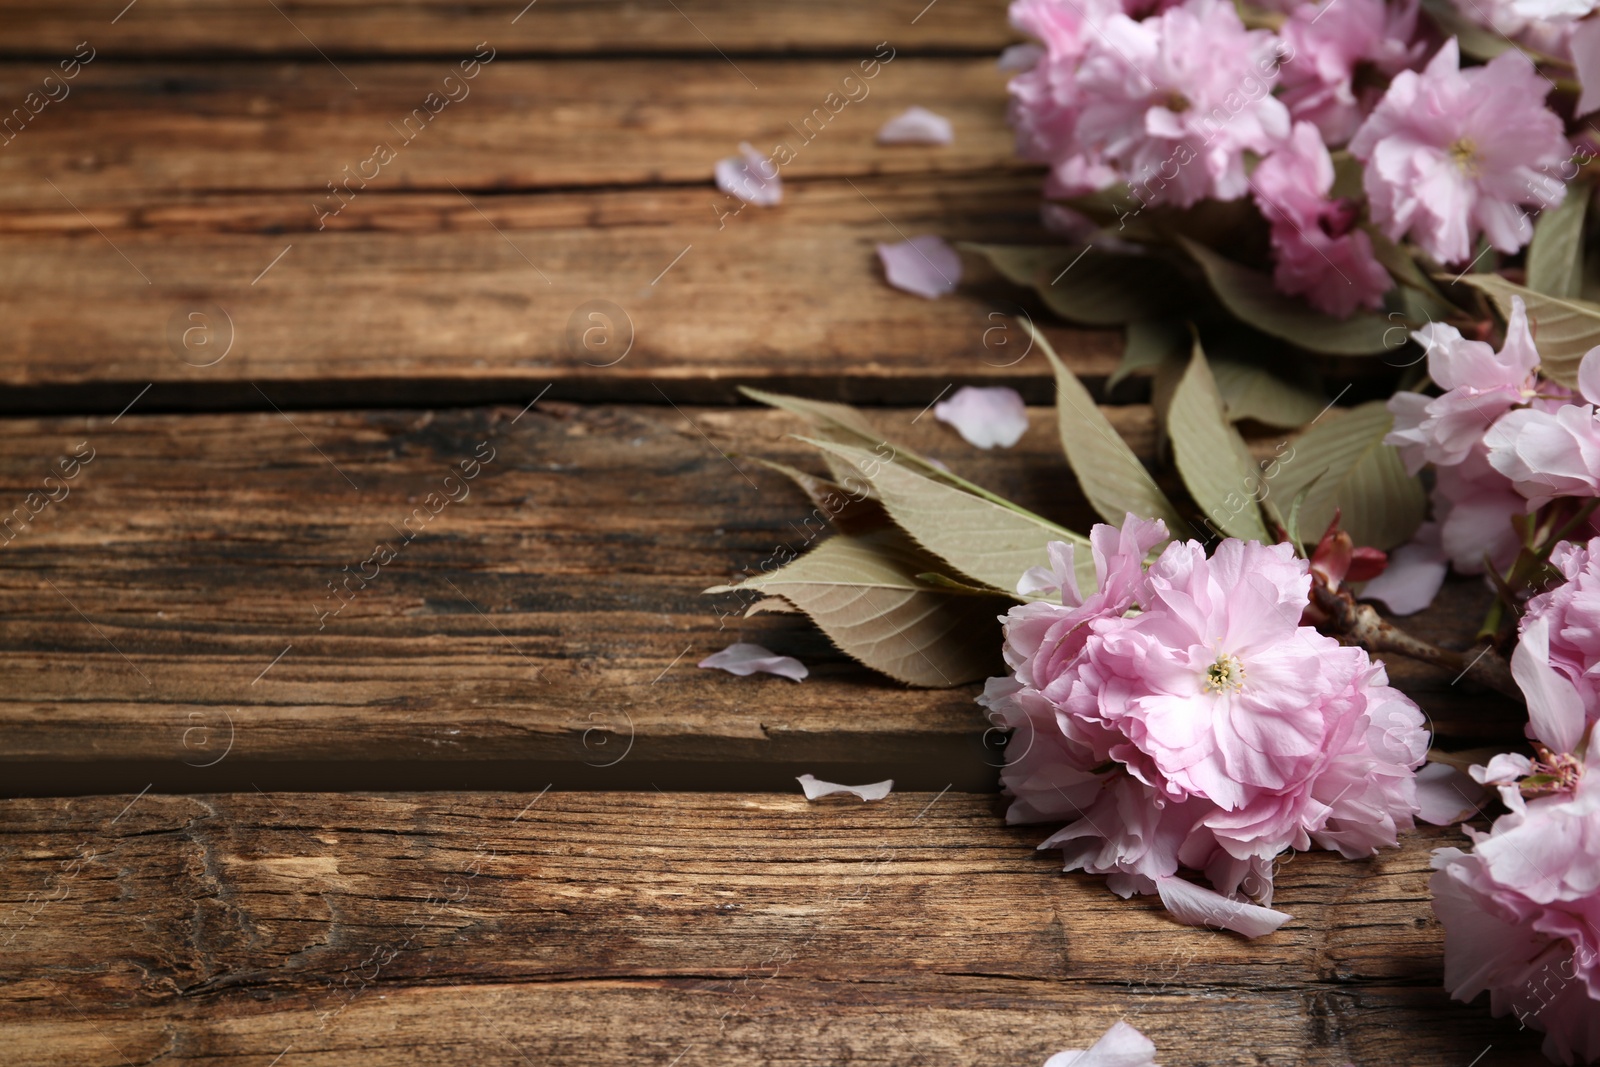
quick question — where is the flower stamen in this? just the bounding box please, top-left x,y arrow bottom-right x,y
1204,652 -> 1247,694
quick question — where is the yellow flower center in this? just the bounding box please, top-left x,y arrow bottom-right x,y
1204,652 -> 1246,694
1450,138 -> 1479,176
1164,90 -> 1192,114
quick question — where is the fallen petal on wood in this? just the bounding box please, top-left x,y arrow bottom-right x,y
715,142 -> 783,206
877,235 -> 961,299
698,642 -> 808,681
876,106 -> 953,145
935,385 -> 1028,449
1155,875 -> 1291,939
1043,1020 -> 1161,1067
796,773 -> 893,801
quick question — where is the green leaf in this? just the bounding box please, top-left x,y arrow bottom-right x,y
1111,318 -> 1187,390
1266,401 -> 1425,550
1527,180 -> 1591,299
1455,274 -> 1599,388
964,242 -> 1184,326
1177,236 -> 1393,355
1420,0 -> 1513,59
1026,320 -> 1183,531
747,456 -> 891,535
704,531 -> 1010,687
1209,357 -> 1325,428
1419,0 -> 1559,63
739,385 -> 1039,514
1363,224 -> 1447,303
1168,341 -> 1270,541
800,437 -> 1096,595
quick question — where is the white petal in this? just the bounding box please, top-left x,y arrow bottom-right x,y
1512,617 -> 1586,753
876,106 -> 954,145
1359,534 -> 1447,616
935,386 -> 1029,449
877,235 -> 962,299
698,642 -> 808,682
997,43 -> 1044,73
1470,752 -> 1534,785
715,142 -> 783,206
1043,1022 -> 1160,1067
1414,762 -> 1488,825
1155,875 -> 1292,938
796,773 -> 893,801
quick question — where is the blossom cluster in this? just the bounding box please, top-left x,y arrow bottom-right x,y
1383,296 -> 1600,585
1431,544 -> 1600,1065
1006,0 -> 1575,317
984,515 -> 1429,936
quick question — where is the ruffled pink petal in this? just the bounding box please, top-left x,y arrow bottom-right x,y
714,142 -> 783,206
876,106 -> 954,145
698,641 -> 808,681
796,773 -> 893,801
1043,1021 -> 1161,1067
1414,762 -> 1488,826
1512,617 -> 1587,753
1359,525 -> 1447,616
1154,874 -> 1292,938
935,385 -> 1029,449
877,235 -> 962,299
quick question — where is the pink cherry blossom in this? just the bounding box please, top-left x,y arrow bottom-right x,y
1386,297 -> 1542,473
1522,536 -> 1600,726
1072,0 -> 1291,208
1349,40 -> 1569,265
1277,0 -> 1425,146
1252,122 -> 1393,317
985,516 -> 1427,934
1486,348 -> 1600,508
1007,0 -> 1291,207
1432,624 -> 1600,1067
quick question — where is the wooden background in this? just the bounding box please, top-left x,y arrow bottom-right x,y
0,2 -> 1544,1063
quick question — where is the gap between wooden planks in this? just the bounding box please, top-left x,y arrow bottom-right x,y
0,791 -> 1543,1065
0,173 -> 1127,411
0,403 -> 1519,784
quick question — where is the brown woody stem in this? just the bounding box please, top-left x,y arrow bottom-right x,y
1309,582 -> 1520,701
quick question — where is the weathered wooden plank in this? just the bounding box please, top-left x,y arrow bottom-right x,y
0,58 -> 1020,209
0,402 -> 1521,777
0,174 -> 1124,409
0,1 -> 1017,57
0,792 -> 1543,1065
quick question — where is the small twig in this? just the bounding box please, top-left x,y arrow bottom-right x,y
1309,582 -> 1520,700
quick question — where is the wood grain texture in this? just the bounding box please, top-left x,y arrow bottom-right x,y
0,1 -> 1018,57
0,174 -> 1125,409
0,58 -> 1021,208
0,402 -> 1522,773
0,791 -> 1543,1065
